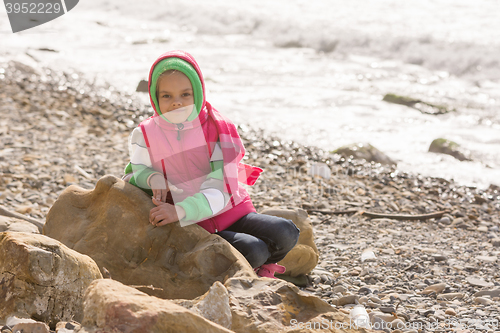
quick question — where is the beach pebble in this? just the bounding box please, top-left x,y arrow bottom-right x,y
431,254 -> 447,262
336,295 -> 359,306
474,289 -> 500,298
467,276 -> 494,288
491,238 -> 500,247
474,297 -> 494,305
357,287 -> 372,295
421,283 -> 446,295
333,285 -> 347,294
379,306 -> 396,314
390,319 -> 405,330
438,216 -> 452,225
476,255 -> 498,263
437,293 -> 464,301
445,308 -> 457,316
477,226 -> 489,232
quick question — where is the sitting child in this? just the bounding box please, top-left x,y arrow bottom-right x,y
123,50 -> 299,278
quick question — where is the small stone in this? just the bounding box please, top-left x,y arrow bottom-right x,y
476,255 -> 497,263
437,293 -> 464,301
359,296 -> 369,304
370,312 -> 397,323
348,269 -> 360,276
476,309 -> 487,316
357,287 -> 372,295
333,285 -> 347,294
336,295 -> 359,306
438,216 -> 452,225
14,205 -> 32,214
491,238 -> 500,247
380,306 -> 396,313
467,276 -> 494,288
474,289 -> 500,298
477,226 -> 489,232
12,322 -> 50,333
415,283 -> 428,290
420,309 -> 435,317
431,254 -> 447,262
390,319 -> 405,330
63,174 -> 77,185
445,308 -> 456,316
320,274 -> 331,284
6,317 -> 37,327
474,297 -> 493,305
421,283 -> 446,295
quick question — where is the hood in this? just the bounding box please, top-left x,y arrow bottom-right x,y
147,50 -> 206,121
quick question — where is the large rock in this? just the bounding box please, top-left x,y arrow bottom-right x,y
43,175 -> 255,300
221,277 -> 359,333
81,279 -> 233,333
0,232 -> 102,327
332,143 -> 396,165
260,208 -> 319,277
82,278 -> 368,333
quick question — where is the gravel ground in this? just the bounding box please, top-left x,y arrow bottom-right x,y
1,60 -> 500,333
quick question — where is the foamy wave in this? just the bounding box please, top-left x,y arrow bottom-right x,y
124,0 -> 500,80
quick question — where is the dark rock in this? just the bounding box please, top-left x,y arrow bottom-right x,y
136,79 -> 148,92
428,138 -> 472,161
331,143 -> 396,165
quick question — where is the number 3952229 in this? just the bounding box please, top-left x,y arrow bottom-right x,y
5,2 -> 62,14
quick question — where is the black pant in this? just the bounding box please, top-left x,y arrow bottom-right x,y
217,212 -> 300,268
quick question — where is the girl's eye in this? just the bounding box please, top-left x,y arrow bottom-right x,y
162,95 -> 170,98
182,93 -> 191,97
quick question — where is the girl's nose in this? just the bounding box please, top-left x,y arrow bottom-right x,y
172,99 -> 183,108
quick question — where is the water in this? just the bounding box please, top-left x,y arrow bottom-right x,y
1,0 -> 499,188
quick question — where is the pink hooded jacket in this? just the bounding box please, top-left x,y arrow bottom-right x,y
139,50 -> 262,233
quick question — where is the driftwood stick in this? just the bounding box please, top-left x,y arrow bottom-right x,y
306,209 -> 359,215
0,206 -> 45,233
129,285 -> 164,292
305,208 -> 448,221
360,210 -> 448,221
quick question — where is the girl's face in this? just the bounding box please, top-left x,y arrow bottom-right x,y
157,71 -> 195,123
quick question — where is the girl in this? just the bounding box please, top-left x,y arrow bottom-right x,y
124,50 -> 299,278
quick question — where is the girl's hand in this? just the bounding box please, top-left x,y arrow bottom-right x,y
150,174 -> 183,203
149,198 -> 186,227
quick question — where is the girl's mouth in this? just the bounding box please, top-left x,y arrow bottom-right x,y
168,106 -> 190,113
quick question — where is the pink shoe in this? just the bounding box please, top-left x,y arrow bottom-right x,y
255,263 -> 286,278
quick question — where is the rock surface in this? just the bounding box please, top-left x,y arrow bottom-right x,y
0,216 -> 39,234
43,175 -> 256,300
261,208 -> 319,277
0,232 -> 102,327
81,279 -> 233,333
83,278 -> 366,333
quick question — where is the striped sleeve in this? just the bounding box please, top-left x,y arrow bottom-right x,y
125,127 -> 162,189
177,142 -> 231,227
